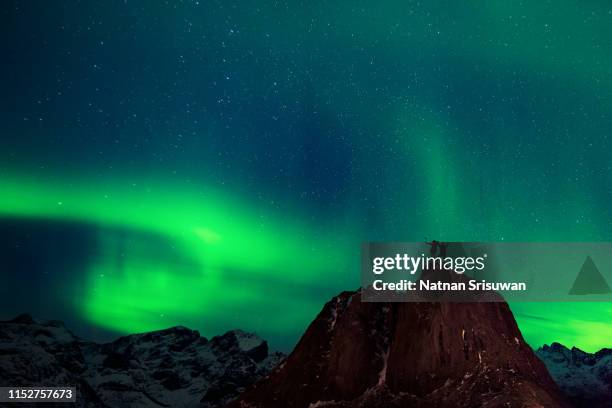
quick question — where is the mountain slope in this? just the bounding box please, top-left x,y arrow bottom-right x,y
228,290 -> 569,408
0,314 -> 283,407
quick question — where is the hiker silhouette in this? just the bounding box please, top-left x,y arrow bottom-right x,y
439,242 -> 449,257
426,240 -> 440,256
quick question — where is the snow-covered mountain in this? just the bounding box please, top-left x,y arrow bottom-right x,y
537,342 -> 612,407
0,314 -> 284,407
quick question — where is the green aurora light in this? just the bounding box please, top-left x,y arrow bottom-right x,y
2,173 -> 612,351
0,174 -> 356,340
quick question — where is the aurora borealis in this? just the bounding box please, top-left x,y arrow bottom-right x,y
1,1 -> 612,351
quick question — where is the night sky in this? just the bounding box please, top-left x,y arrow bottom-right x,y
1,1 -> 611,351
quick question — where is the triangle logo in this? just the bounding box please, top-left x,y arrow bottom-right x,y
569,256 -> 612,295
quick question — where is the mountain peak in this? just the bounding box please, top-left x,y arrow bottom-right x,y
229,289 -> 569,408
209,330 -> 269,363
8,313 -> 36,324
540,342 -> 571,353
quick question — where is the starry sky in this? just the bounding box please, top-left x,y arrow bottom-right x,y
1,1 -> 611,351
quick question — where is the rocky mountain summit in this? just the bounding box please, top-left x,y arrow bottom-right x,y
228,289 -> 569,408
537,342 -> 612,407
0,314 -> 283,407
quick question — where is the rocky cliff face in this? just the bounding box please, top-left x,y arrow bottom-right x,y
228,290 -> 569,408
0,314 -> 283,407
537,342 -> 612,407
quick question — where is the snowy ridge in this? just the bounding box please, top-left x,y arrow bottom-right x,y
537,342 -> 612,407
0,314 -> 285,408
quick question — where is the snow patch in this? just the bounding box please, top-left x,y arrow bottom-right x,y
377,347 -> 390,386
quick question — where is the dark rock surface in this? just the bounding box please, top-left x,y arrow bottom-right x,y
537,342 -> 612,407
0,314 -> 284,407
228,290 -> 569,408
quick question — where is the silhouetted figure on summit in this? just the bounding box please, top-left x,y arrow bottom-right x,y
439,242 -> 449,257
426,240 -> 440,256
